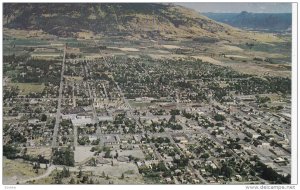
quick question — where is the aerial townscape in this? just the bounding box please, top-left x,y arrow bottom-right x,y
2,3 -> 292,185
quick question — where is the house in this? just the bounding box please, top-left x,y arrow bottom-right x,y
88,135 -> 98,142
28,118 -> 40,124
71,117 -> 94,126
174,136 -> 188,144
117,156 -> 129,162
165,177 -> 172,183
235,175 -> 243,181
103,135 -> 120,145
274,157 -> 286,163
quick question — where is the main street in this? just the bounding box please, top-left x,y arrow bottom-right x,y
52,45 -> 66,147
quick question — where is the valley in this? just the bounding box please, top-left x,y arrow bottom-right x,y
2,3 -> 292,185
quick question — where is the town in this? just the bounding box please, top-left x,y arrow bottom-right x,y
3,36 -> 291,184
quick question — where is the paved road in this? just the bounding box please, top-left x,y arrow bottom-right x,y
73,124 -> 78,147
115,82 -> 133,111
83,64 -> 100,138
52,45 -> 66,147
102,83 -> 108,98
251,145 -> 291,174
72,81 -> 76,107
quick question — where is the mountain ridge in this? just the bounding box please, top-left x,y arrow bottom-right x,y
203,11 -> 292,32
3,3 -> 264,43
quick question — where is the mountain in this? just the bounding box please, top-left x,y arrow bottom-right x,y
3,3 -> 262,42
203,11 -> 292,32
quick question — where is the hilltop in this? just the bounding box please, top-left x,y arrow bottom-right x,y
3,3 -> 280,43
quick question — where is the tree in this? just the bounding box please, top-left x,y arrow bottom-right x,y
78,169 -> 83,178
221,165 -> 233,178
91,157 -> 97,166
201,153 -> 210,159
88,178 -> 94,184
159,127 -> 165,132
104,150 -> 111,158
170,109 -> 180,115
23,147 -> 28,155
41,114 -> 47,122
3,144 -> 20,159
214,114 -> 226,121
81,176 -> 88,184
62,166 -> 70,177
52,147 -> 75,166
69,178 -> 75,184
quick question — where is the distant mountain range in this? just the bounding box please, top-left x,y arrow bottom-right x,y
203,11 -> 291,32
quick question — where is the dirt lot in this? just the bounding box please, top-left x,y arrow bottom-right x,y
115,149 -> 145,160
119,47 -> 140,52
161,44 -> 181,49
74,146 -> 95,163
92,162 -> 140,178
26,147 -> 52,160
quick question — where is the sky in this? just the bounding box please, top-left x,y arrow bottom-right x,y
175,3 -> 292,13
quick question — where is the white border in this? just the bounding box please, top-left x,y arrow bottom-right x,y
291,2 -> 298,185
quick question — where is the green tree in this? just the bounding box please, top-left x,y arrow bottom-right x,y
69,178 -> 75,184
41,114 -> 47,121
78,169 -> 82,178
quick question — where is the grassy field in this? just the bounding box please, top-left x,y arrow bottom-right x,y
65,76 -> 84,81
5,37 -> 49,46
3,158 -> 46,184
128,100 -> 154,108
238,41 -> 291,55
31,170 -> 145,184
9,83 -> 45,95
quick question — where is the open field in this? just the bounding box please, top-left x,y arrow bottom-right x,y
221,45 -> 244,52
119,47 -> 140,52
74,146 -> 95,163
3,157 -> 46,185
161,45 -> 181,49
92,162 -> 140,177
116,149 -> 145,160
64,76 -> 84,81
9,83 -> 45,95
225,55 -> 248,59
30,167 -> 144,184
191,56 -> 222,64
128,100 -> 154,108
26,147 -> 52,160
220,62 -> 291,78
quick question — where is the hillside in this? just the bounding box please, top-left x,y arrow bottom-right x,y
3,3 -> 275,43
203,11 -> 292,32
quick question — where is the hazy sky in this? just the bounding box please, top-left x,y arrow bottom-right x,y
176,3 -> 292,13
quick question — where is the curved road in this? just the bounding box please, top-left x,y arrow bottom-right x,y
18,166 -> 56,184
